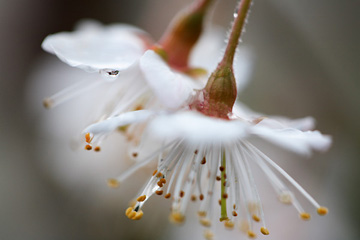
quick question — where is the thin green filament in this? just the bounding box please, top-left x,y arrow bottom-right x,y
220,149 -> 228,221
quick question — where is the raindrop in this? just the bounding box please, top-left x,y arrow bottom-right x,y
100,69 -> 120,81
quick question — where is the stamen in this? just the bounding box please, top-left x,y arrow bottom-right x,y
252,214 -> 260,222
94,146 -> 101,152
247,230 -> 257,238
260,227 -> 270,235
125,207 -> 144,220
317,206 -> 328,216
200,218 -> 212,227
300,212 -> 311,220
137,195 -> 146,202
169,212 -> 185,224
203,230 -> 214,240
155,190 -> 163,195
224,220 -> 234,229
43,79 -> 102,109
85,144 -> 92,150
164,193 -> 172,199
107,178 -> 120,188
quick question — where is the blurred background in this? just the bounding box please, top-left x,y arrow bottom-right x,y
0,0 -> 359,239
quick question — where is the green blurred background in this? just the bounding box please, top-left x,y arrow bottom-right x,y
0,0 -> 359,239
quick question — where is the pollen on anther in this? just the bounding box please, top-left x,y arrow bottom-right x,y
156,190 -> 163,195
85,144 -> 92,150
191,195 -> 197,201
218,199 -> 221,205
252,214 -> 260,222
317,207 -> 328,216
125,207 -> 143,220
137,195 -> 146,202
200,218 -> 212,227
164,193 -> 171,199
203,230 -> 214,240
152,170 -> 158,176
201,157 -> 206,164
216,176 -> 221,181
261,227 -> 270,235
300,212 -> 311,220
169,212 -> 185,224
194,150 -> 198,154
199,194 -> 204,201
179,191 -> 185,198
232,211 -> 238,217
85,133 -> 92,143
224,220 -> 234,229
107,178 -> 119,188
222,193 -> 228,199
132,152 -> 138,158
94,146 -> 101,152
219,166 -> 225,172
156,172 -> 163,178
247,230 -> 257,238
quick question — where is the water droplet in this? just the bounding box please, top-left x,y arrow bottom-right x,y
233,12 -> 238,18
100,69 -> 120,81
233,6 -> 239,18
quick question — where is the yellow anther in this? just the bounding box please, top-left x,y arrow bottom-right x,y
85,144 -> 92,150
94,146 -> 101,152
203,230 -> 214,240
85,133 -> 92,143
155,190 -> 163,195
125,207 -> 143,220
224,220 -> 234,229
164,193 -> 171,199
152,170 -> 158,176
169,212 -> 185,225
278,192 -> 293,204
198,211 -> 207,217
261,227 -> 269,235
247,230 -> 257,238
240,220 -> 250,233
300,212 -> 311,220
191,195 -> 197,201
252,214 -> 260,222
43,98 -> 53,109
199,218 -> 212,227
107,178 -> 119,188
156,172 -> 163,178
317,206 -> 328,216
199,194 -> 204,200
137,195 -> 146,202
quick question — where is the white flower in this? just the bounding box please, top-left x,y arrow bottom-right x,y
83,104 -> 331,235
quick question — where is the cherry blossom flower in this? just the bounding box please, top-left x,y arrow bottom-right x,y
41,0 -> 218,150
83,1 -> 331,238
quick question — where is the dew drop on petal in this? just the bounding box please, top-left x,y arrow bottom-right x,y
100,69 -> 120,81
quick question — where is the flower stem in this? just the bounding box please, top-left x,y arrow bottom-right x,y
220,0 -> 252,67
220,149 -> 228,221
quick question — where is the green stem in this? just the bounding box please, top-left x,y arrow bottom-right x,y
220,0 -> 252,67
220,149 -> 228,221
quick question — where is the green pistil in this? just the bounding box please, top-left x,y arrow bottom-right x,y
220,150 -> 228,221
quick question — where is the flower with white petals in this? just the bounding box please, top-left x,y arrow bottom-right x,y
83,1 -> 332,238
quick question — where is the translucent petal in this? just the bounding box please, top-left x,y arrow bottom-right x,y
251,125 -> 332,156
139,50 -> 196,109
42,21 -> 150,72
149,111 -> 248,144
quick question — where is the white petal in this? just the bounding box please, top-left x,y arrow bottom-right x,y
233,103 -> 315,130
251,126 -> 332,156
42,21 -> 149,72
139,50 -> 196,109
83,110 -> 155,135
149,111 -> 248,144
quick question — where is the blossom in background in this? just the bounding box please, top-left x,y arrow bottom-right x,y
41,0 -> 217,151
83,0 -> 331,239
